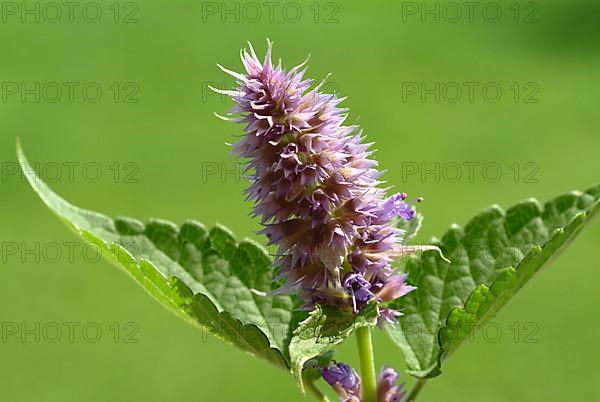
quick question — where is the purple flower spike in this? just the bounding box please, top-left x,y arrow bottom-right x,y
216,41 -> 435,316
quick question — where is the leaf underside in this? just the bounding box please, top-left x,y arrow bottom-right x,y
17,141 -> 298,370
386,185 -> 600,378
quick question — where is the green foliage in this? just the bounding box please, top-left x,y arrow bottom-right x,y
288,302 -> 379,391
17,141 -> 296,370
386,185 -> 600,378
18,139 -> 600,394
18,141 -> 381,387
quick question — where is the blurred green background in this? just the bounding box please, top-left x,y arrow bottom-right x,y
1,0 -> 599,401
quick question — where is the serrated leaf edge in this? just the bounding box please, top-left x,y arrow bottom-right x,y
431,202 -> 599,377
17,139 -> 289,370
391,186 -> 600,378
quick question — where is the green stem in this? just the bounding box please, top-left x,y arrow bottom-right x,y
404,378 -> 428,402
356,326 -> 377,402
303,373 -> 331,402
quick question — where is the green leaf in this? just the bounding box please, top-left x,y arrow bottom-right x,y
17,140 -> 296,370
386,185 -> 600,378
288,301 -> 379,391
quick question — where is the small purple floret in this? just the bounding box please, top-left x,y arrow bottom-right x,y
320,362 -> 407,402
344,273 -> 377,313
378,192 -> 423,222
321,362 -> 362,402
377,367 -> 406,402
322,362 -> 360,389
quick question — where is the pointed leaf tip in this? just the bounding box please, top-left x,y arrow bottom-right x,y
17,145 -> 298,371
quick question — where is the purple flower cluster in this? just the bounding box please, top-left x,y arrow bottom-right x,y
320,362 -> 406,402
322,362 -> 362,402
216,41 -> 431,318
